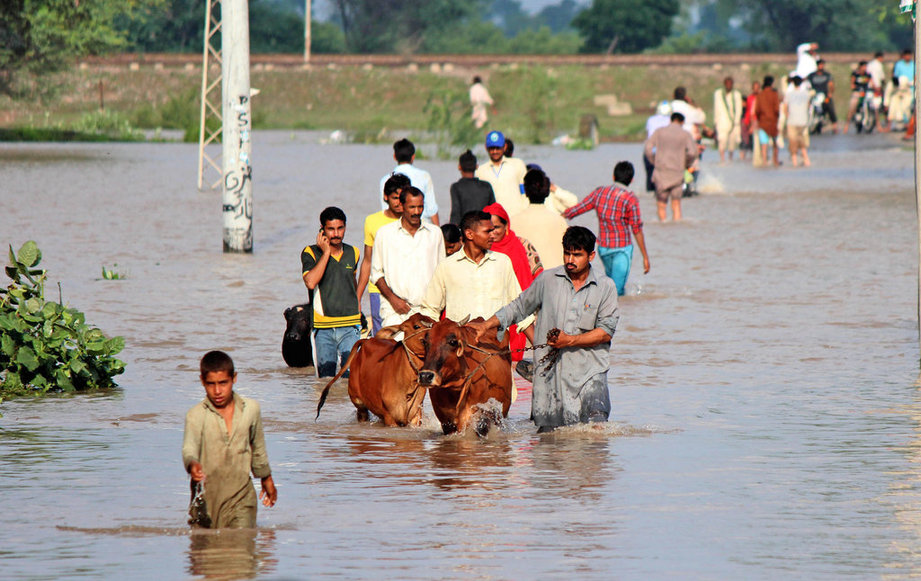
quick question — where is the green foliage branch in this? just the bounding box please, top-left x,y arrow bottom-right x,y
0,241 -> 125,397
423,88 -> 480,160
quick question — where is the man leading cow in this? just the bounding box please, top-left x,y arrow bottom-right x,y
469,226 -> 619,433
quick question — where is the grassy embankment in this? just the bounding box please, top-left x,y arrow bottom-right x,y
0,59 -> 855,144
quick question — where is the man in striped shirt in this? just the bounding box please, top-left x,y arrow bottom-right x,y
563,161 -> 650,296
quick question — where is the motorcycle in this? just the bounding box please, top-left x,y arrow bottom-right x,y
853,89 -> 881,134
808,91 -> 831,135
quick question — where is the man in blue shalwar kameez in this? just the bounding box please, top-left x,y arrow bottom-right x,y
470,226 -> 619,432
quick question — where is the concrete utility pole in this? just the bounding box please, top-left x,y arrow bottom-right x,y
304,0 -> 312,62
222,0 -> 254,253
909,0 -> 921,357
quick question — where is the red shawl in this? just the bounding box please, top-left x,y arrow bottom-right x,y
483,203 -> 534,291
484,202 -> 534,362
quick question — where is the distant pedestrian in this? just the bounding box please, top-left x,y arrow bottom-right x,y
182,350 -> 276,529
379,138 -> 439,225
714,77 -> 743,163
742,81 -> 761,160
644,100 -> 672,192
644,113 -> 698,222
475,130 -> 528,216
795,42 -> 819,79
449,149 -> 495,226
370,187 -> 445,327
302,207 -> 362,377
358,173 -> 409,336
564,161 -> 650,295
469,76 -> 494,129
784,76 -> 811,167
753,75 -> 781,167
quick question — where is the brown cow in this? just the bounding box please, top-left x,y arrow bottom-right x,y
316,313 -> 434,426
417,317 -> 512,436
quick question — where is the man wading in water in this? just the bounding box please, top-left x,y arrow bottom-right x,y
469,227 -> 619,433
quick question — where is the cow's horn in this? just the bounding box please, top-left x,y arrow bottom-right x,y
457,315 -> 471,326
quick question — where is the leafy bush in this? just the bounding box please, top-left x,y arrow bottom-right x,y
71,110 -> 144,141
0,241 -> 126,397
423,88 -> 480,159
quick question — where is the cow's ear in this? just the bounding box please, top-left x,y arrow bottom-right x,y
376,325 -> 399,339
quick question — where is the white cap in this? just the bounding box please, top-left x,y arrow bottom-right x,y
656,100 -> 672,116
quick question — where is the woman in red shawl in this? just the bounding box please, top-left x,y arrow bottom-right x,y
483,202 -> 534,361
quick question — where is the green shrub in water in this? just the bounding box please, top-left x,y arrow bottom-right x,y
0,241 -> 126,397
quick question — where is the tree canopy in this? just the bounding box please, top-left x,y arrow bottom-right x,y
573,0 -> 681,54
0,0 -> 144,80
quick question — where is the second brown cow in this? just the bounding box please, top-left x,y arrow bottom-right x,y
417,317 -> 513,435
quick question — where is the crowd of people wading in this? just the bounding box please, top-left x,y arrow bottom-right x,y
181,43 -> 915,529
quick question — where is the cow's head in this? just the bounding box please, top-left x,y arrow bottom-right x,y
399,313 -> 435,356
417,316 -> 476,388
284,304 -> 311,342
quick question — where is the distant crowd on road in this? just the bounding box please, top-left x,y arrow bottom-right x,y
641,43 -> 916,182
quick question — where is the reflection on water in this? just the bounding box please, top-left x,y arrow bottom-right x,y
188,529 -> 277,580
0,132 -> 919,578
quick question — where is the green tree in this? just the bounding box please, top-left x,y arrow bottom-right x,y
331,0 -> 486,53
573,0 -> 680,53
0,0 -> 147,89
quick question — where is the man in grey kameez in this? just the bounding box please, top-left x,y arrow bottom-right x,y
471,226 -> 619,432
644,112 -> 698,222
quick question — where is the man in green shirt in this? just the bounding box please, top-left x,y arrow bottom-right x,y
182,350 -> 277,528
302,206 -> 362,377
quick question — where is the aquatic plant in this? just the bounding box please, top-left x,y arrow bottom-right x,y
101,264 -> 127,280
0,241 -> 125,397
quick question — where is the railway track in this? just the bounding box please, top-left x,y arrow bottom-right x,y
78,52 -> 869,69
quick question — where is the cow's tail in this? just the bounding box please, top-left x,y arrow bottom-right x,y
315,339 -> 364,420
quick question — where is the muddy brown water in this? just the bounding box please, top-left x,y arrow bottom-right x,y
1,131 -> 919,579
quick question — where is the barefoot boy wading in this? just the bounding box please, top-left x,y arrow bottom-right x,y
182,351 -> 277,528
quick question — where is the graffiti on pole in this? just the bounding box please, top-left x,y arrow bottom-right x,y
223,93 -> 253,250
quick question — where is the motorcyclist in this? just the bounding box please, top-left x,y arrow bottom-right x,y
807,59 -> 838,133
844,61 -> 872,133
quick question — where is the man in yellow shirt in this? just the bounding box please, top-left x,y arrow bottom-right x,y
358,174 -> 409,335
420,210 -> 523,324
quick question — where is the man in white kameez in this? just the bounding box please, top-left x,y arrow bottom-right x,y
714,76 -> 743,163
469,76 -> 494,129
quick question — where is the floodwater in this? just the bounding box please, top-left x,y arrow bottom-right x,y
0,130 -> 919,579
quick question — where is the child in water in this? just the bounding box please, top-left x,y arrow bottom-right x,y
182,350 -> 277,528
